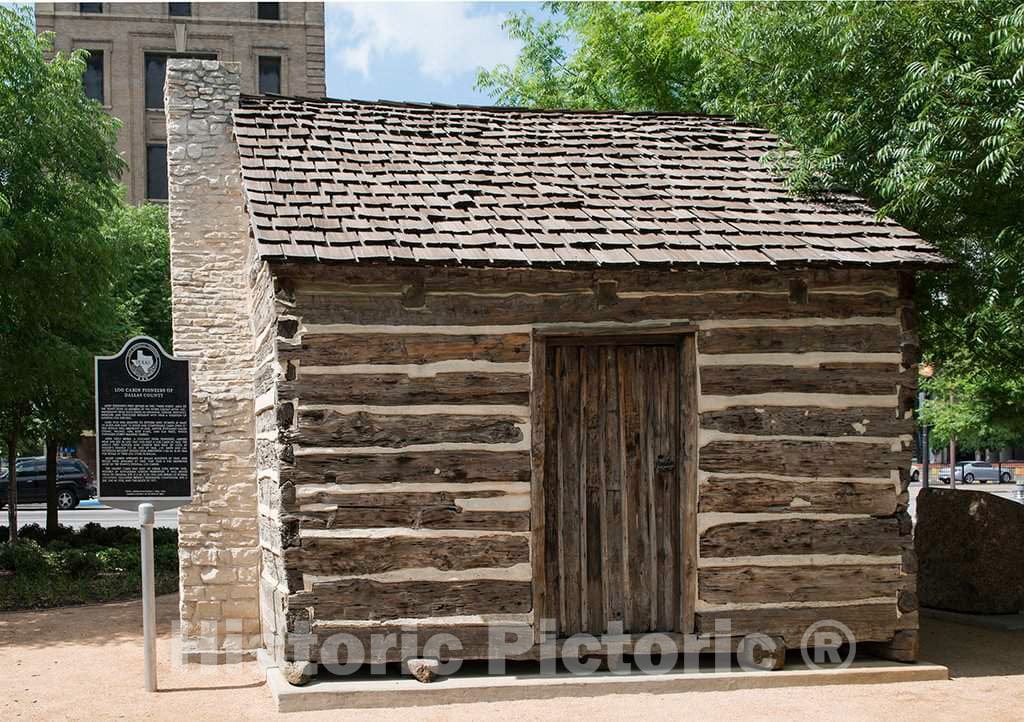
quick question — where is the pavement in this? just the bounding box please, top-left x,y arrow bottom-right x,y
11,501 -> 179,529
1,594 -> 1023,721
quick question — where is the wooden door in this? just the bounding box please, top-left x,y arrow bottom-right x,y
541,338 -> 687,636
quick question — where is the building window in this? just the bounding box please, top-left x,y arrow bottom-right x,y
83,50 -> 104,103
145,54 -> 167,109
145,52 -> 216,109
257,2 -> 280,21
80,3 -> 103,13
147,144 -> 168,201
258,56 -> 281,95
168,2 -> 192,17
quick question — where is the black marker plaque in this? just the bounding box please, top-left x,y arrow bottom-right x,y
95,337 -> 192,503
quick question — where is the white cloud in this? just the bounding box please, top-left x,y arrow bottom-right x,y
326,2 -> 520,82
341,42 -> 372,77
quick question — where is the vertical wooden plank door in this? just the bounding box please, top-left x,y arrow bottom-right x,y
543,339 -> 685,636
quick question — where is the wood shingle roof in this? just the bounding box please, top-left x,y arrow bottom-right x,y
232,95 -> 947,268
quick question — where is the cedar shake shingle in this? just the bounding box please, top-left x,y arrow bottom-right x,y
232,95 -> 948,268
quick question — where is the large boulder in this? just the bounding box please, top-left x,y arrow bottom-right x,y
916,488 -> 1024,614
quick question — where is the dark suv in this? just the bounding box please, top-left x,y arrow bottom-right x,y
0,457 -> 96,510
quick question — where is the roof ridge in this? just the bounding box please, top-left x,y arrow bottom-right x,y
236,93 -> 753,123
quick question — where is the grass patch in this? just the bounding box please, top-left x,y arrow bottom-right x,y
0,523 -> 178,610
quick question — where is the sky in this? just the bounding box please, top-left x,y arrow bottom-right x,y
324,2 -> 543,104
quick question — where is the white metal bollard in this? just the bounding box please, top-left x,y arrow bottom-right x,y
139,503 -> 157,692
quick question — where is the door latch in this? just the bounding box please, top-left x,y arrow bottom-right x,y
656,455 -> 676,472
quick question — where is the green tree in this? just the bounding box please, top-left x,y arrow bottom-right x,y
105,202 -> 173,351
477,3 -> 702,111
480,0 -> 1024,445
0,7 -> 125,541
920,359 -> 1024,455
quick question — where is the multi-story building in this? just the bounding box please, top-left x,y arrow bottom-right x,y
35,2 -> 326,204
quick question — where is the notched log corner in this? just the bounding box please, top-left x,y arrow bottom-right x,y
281,519 -> 301,549
275,277 -> 297,304
896,510 -> 913,536
277,401 -> 295,430
278,318 -> 299,339
279,479 -> 296,506
285,606 -> 312,632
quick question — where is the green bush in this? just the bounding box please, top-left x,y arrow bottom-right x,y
96,546 -> 139,573
154,527 -> 177,546
58,547 -> 101,576
154,543 -> 178,570
0,524 -> 179,610
0,539 -> 52,576
13,524 -> 50,545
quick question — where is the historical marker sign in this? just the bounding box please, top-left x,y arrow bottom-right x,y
95,337 -> 192,505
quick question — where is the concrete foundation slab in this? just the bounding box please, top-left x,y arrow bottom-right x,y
258,651 -> 948,713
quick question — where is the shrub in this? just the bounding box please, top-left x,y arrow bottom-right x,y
57,547 -> 101,576
0,539 -> 52,576
15,523 -> 48,545
0,523 -> 179,609
154,543 -> 178,570
96,546 -> 140,573
153,527 -> 177,546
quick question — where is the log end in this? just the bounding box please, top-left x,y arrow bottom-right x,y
737,634 -> 787,671
406,657 -> 442,683
863,630 -> 918,663
282,659 -> 317,686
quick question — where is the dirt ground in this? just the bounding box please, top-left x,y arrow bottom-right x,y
2,594 -> 1023,721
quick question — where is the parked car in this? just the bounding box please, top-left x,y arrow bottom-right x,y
956,461 -> 1013,484
937,461 -> 1014,484
0,456 -> 96,509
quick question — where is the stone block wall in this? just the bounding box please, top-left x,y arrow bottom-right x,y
166,59 -> 260,660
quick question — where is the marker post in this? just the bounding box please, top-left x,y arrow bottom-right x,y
140,502 -> 157,692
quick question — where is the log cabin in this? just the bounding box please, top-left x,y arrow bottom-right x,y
165,60 -> 946,672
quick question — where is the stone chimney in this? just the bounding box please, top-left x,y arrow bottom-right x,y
165,59 -> 261,662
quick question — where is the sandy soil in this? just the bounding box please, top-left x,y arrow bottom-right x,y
2,594 -> 1023,721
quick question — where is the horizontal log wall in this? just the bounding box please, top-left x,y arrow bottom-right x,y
695,269 -> 917,649
269,263 -> 916,660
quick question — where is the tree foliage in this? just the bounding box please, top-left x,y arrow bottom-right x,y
920,359 -> 1024,452
480,0 -> 1024,445
477,3 -> 702,111
105,202 -> 173,351
0,6 -> 126,540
